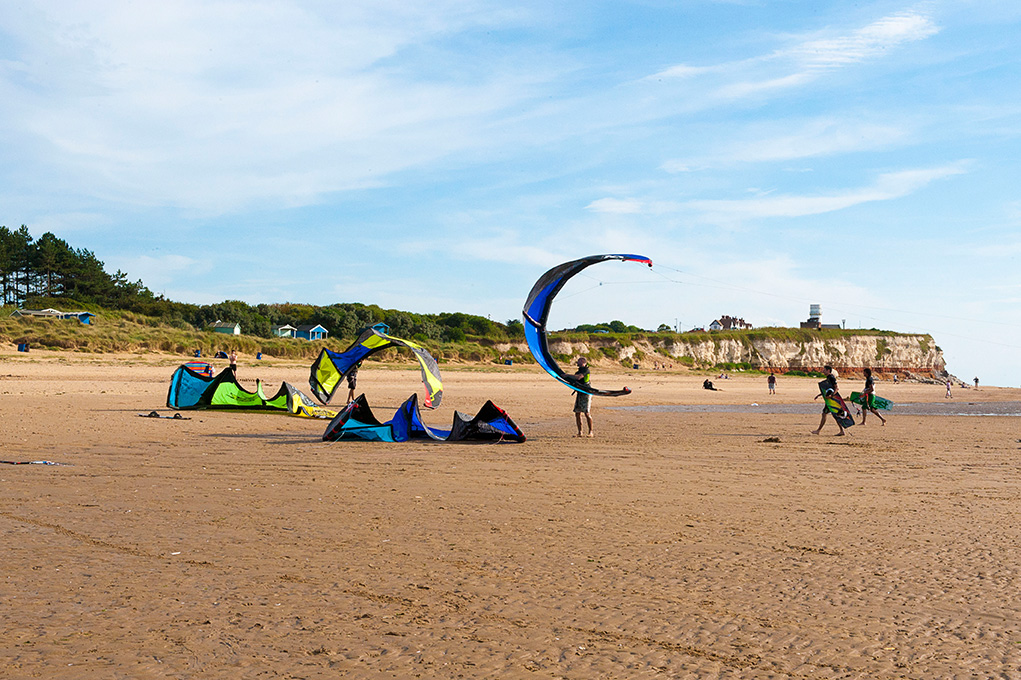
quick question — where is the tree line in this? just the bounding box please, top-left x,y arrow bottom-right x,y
0,225 -> 149,307
1,225 -> 524,342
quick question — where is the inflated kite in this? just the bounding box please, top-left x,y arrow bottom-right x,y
522,253 -> 652,396
309,324 -> 443,408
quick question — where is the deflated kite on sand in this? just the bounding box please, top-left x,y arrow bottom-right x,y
322,393 -> 525,443
167,364 -> 335,418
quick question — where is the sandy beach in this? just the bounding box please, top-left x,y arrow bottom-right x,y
3,349 -> 1021,679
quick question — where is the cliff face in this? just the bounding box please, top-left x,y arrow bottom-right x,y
505,332 -> 946,378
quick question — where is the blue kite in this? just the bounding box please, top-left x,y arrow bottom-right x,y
522,253 -> 652,397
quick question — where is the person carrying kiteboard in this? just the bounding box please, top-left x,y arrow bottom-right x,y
811,365 -> 852,436
859,368 -> 887,426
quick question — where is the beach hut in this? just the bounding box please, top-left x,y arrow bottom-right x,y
10,308 -> 96,324
272,324 -> 297,338
211,321 -> 241,335
296,324 -> 328,341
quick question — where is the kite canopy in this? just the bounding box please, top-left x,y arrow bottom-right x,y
167,364 -> 334,418
309,325 -> 443,407
183,361 -> 213,377
522,253 -> 652,397
322,393 -> 525,443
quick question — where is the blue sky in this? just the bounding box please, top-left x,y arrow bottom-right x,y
2,1 -> 1020,385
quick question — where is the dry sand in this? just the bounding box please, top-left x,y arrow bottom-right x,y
2,350 -> 1021,679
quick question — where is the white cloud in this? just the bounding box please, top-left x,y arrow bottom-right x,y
660,160 -> 693,173
25,212 -> 111,236
687,163 -> 968,222
715,72 -> 816,100
112,253 -> 210,291
972,241 -> 1021,258
735,121 -> 908,163
586,197 -> 644,214
788,11 -> 940,70
646,9 -> 939,103
2,1 -> 542,214
449,240 -> 564,269
665,118 -> 910,170
646,63 -> 721,80
584,163 -> 969,226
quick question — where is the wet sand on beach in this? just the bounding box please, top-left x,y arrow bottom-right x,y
3,351 -> 1021,678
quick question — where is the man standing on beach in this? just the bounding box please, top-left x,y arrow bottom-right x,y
767,372 -> 776,395
573,357 -> 593,437
229,349 -> 238,377
346,361 -> 361,404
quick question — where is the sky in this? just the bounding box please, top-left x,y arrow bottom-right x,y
2,0 -> 1020,386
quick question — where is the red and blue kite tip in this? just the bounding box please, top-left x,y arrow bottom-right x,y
618,254 -> 653,267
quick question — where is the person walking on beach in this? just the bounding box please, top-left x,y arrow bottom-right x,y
767,372 -> 776,395
812,365 -> 847,436
859,368 -> 886,426
228,349 -> 238,377
974,377 -> 979,390
945,378 -> 953,399
573,357 -> 593,437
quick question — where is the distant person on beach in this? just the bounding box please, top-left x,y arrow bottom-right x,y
812,365 -> 847,436
974,377 -> 979,390
767,373 -> 776,395
703,379 -> 718,391
229,349 -> 238,376
945,378 -> 953,399
573,357 -> 593,437
346,361 -> 361,404
859,368 -> 886,426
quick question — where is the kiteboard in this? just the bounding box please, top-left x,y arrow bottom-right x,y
2,460 -> 69,465
139,411 -> 190,420
818,380 -> 854,429
849,391 -> 893,411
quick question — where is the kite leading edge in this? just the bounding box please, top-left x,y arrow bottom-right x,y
522,253 -> 653,397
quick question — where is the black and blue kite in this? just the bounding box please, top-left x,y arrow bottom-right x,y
522,253 -> 653,397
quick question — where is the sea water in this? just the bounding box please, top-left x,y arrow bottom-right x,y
609,402 -> 1021,417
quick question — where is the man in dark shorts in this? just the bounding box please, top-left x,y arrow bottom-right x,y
573,357 -> 593,437
346,361 -> 361,404
860,367 -> 886,425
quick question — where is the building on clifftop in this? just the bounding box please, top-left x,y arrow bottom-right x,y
799,304 -> 842,329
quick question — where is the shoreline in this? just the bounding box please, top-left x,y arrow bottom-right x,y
613,400 -> 1021,416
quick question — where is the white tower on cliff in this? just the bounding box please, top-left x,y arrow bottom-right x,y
809,304 -> 821,324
